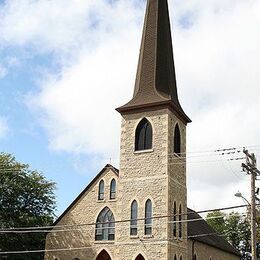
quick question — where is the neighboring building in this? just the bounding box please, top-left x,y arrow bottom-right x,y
45,0 -> 241,259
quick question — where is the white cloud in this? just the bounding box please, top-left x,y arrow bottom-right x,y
23,0 -> 144,161
1,0 -> 260,210
171,0 -> 260,210
0,64 -> 7,79
0,117 -> 8,139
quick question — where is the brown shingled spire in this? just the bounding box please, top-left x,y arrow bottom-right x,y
116,0 -> 191,124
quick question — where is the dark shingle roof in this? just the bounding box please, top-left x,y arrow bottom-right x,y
187,208 -> 241,257
116,0 -> 191,124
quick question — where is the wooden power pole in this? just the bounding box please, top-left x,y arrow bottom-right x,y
242,149 -> 260,260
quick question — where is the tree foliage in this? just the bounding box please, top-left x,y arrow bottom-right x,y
0,153 -> 56,260
206,210 -> 259,260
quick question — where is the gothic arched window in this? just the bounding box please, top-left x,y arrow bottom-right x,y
179,204 -> 182,238
98,180 -> 104,200
144,199 -> 152,235
130,200 -> 138,235
135,254 -> 145,260
135,118 -> 153,151
96,250 -> 111,260
174,255 -> 177,260
174,124 -> 181,155
173,201 -> 177,237
110,179 -> 116,200
95,207 -> 115,241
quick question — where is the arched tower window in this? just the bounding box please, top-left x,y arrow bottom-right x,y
174,124 -> 181,155
135,254 -> 145,260
174,255 -> 177,260
95,207 -> 115,241
98,180 -> 104,200
144,199 -> 152,235
135,118 -> 153,151
180,256 -> 183,260
96,250 -> 111,260
130,200 -> 138,235
173,201 -> 177,237
179,204 -> 182,238
110,179 -> 116,200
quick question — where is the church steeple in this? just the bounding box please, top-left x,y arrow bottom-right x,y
117,0 -> 191,124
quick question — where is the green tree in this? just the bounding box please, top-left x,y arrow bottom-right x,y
0,153 -> 56,260
206,210 -> 226,235
206,211 -> 251,259
225,212 -> 251,259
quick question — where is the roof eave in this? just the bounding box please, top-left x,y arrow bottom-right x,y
50,164 -> 119,228
116,100 -> 191,125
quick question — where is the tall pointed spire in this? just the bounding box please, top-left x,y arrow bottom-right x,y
117,0 -> 191,123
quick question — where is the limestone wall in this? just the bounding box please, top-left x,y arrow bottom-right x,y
44,168 -> 119,260
187,240 -> 241,260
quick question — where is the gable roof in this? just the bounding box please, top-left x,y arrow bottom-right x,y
187,208 -> 241,257
52,164 -> 119,226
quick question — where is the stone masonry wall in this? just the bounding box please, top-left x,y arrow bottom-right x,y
45,168 -> 119,260
117,108 -> 188,260
167,111 -> 188,259
187,240 -> 241,260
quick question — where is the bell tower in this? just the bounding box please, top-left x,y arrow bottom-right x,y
116,0 -> 191,259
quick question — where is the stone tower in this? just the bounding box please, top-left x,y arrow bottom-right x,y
116,0 -> 191,259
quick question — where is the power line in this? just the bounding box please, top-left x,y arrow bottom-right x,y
0,214 -> 232,235
0,230 -> 239,255
0,204 -> 253,233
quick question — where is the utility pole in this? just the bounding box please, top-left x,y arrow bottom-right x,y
242,149 -> 260,260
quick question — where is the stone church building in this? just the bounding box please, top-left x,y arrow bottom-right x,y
45,0 -> 241,259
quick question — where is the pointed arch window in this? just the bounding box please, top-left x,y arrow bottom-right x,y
135,254 -> 145,260
174,255 -> 177,260
179,204 -> 182,238
174,124 -> 181,155
96,250 -> 111,260
135,118 -> 153,151
144,199 -> 152,235
95,207 -> 115,241
98,180 -> 104,200
130,200 -> 138,235
110,179 -> 116,200
173,201 -> 177,237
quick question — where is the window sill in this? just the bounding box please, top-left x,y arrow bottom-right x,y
97,199 -> 106,203
134,149 -> 154,154
130,235 -> 139,239
142,234 -> 153,239
108,199 -> 117,202
94,241 -> 115,244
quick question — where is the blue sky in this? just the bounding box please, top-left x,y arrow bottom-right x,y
0,0 -> 260,216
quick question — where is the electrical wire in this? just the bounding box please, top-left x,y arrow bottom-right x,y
0,214 -> 232,234
0,230 -> 242,255
0,204 -> 253,233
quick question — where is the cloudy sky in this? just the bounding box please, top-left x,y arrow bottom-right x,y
0,0 -> 259,215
